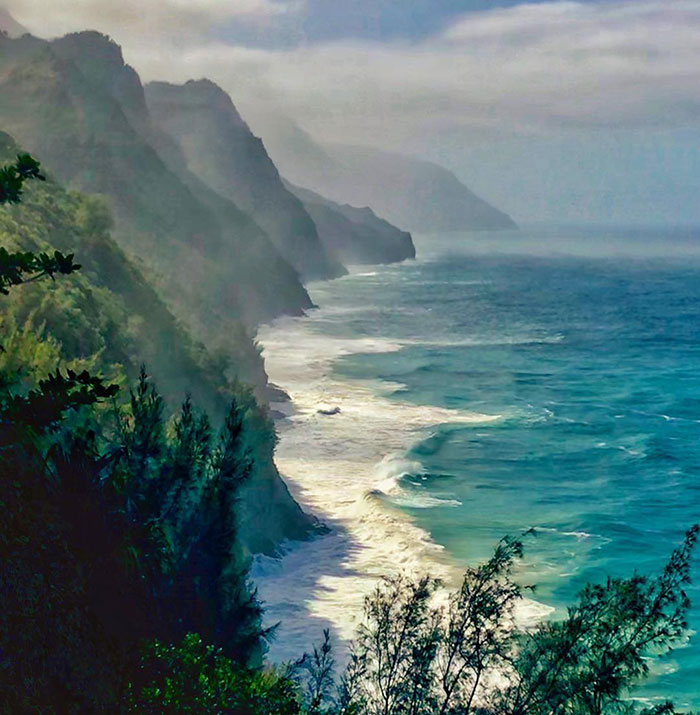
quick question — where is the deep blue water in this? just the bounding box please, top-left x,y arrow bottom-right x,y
311,227 -> 700,706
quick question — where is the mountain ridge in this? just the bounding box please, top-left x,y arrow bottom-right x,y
0,31 -> 317,555
247,113 -> 517,233
0,6 -> 27,37
286,180 -> 416,264
0,31 -> 313,331
144,78 -> 345,281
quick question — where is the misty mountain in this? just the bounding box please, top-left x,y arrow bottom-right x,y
145,79 -> 345,281
0,7 -> 27,37
0,31 -> 312,334
0,32 -> 316,554
249,114 -> 516,233
286,181 -> 416,264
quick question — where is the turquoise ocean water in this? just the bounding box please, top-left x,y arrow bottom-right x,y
255,226 -> 700,706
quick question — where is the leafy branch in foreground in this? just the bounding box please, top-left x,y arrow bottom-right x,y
298,528 -> 698,715
0,368 -> 119,444
499,524 -> 700,715
0,153 -> 44,204
127,633 -> 300,714
0,246 -> 81,294
0,154 -> 80,294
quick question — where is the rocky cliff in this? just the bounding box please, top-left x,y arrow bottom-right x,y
287,181 -> 416,264
249,113 -> 516,233
0,32 -> 316,554
145,79 -> 345,281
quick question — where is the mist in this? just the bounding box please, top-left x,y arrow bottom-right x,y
7,0 -> 700,225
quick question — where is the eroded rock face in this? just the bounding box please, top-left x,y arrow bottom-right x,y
287,181 -> 416,265
145,79 -> 346,282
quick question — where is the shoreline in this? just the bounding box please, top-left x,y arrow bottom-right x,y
252,272 -> 462,661
251,267 -> 549,663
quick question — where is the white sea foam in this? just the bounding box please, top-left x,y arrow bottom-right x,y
252,306 -> 503,663
421,333 -> 565,348
252,292 -> 563,667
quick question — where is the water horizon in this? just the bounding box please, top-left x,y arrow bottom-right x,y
254,225 -> 700,707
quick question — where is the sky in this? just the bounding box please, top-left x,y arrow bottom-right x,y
6,0 -> 700,225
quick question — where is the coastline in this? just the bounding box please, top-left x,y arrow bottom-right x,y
252,267 -> 548,663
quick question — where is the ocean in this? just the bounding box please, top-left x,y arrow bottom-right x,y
252,225 -> 700,707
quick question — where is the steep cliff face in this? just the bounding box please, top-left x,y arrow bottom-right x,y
0,32 -> 312,332
288,181 -> 416,265
145,79 -> 345,281
249,113 -> 516,233
0,34 -> 316,555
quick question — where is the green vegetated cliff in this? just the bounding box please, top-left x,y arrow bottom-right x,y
0,128 -> 311,556
0,30 -> 312,332
0,28 -> 425,555
0,131 -> 226,412
0,30 -> 322,554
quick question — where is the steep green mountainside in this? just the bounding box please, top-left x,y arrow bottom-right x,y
145,79 -> 345,281
0,131 -> 312,554
0,132 -> 235,414
286,180 -> 416,264
0,31 -> 312,336
248,112 -> 516,233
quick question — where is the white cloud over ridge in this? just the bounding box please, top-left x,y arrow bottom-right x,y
9,0 -> 700,142
76,0 -> 699,145
6,0 -> 298,41
7,0 -> 700,222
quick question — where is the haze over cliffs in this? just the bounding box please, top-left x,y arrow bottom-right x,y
145,79 -> 345,281
287,181 -> 415,265
249,114 -> 516,233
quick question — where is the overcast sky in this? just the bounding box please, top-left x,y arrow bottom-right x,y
7,0 -> 700,224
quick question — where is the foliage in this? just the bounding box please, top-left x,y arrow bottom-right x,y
0,151 -> 267,710
298,531 -> 698,715
0,137 -> 230,416
128,633 -> 301,714
297,629 -> 337,715
0,245 -> 80,294
0,137 -> 282,555
0,153 -> 80,293
113,370 -> 266,664
497,525 -> 700,715
0,362 -> 267,711
0,152 -> 44,204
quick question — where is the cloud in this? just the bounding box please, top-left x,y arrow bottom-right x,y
103,0 -> 699,145
6,0 -> 298,42
8,0 -> 700,146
